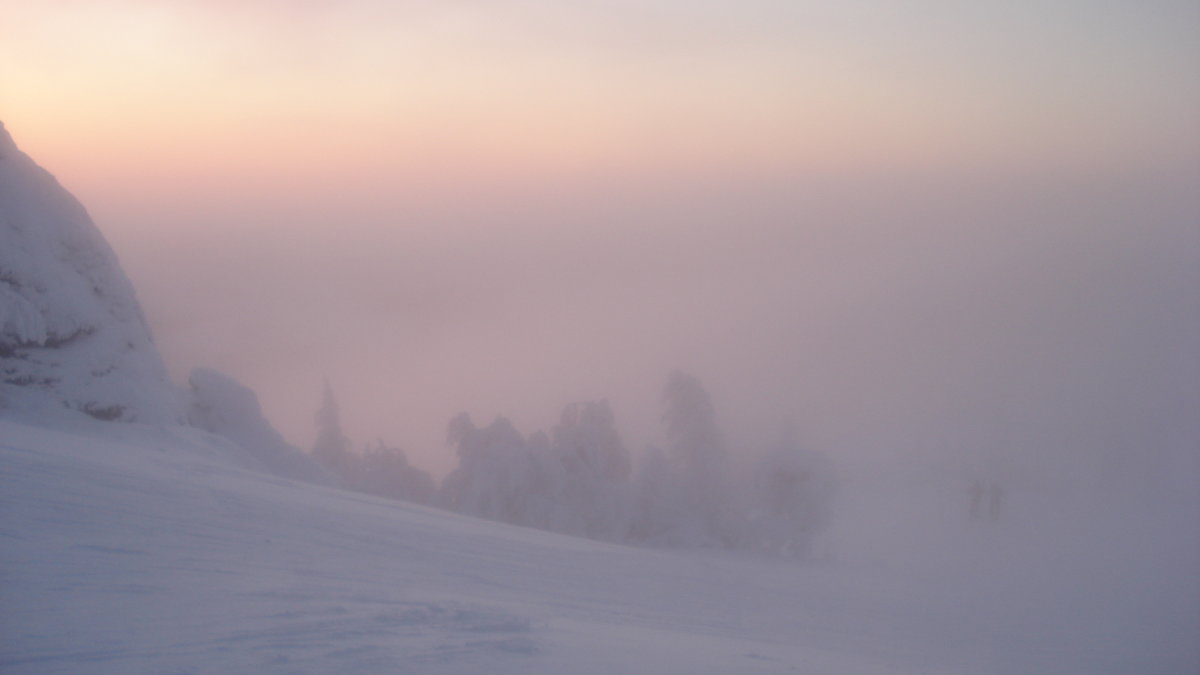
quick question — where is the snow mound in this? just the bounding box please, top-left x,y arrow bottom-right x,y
187,367 -> 331,484
0,121 -> 182,424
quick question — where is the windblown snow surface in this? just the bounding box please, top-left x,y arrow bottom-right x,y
2,418 -> 1196,674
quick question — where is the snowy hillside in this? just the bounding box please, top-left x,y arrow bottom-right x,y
2,419 -> 1195,674
0,122 -> 180,425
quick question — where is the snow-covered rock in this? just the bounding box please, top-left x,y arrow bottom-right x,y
0,121 -> 182,424
187,367 -> 331,484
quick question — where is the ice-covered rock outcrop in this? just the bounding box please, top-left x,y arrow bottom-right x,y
0,121 -> 182,424
187,368 -> 331,484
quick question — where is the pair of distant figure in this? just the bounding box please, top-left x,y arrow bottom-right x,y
969,479 -> 1003,522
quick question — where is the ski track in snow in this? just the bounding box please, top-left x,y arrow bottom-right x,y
1,420 -> 1196,674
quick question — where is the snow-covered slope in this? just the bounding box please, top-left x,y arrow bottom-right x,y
0,122 -> 181,424
2,419 -> 1195,674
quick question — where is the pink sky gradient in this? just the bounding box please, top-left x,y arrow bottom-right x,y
6,1 -> 1197,193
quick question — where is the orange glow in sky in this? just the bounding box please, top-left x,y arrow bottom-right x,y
5,0 -> 1197,202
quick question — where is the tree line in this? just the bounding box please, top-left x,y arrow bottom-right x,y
310,371 -> 834,557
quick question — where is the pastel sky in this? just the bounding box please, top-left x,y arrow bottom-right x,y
5,1 -> 1198,186
2,1 -> 1197,475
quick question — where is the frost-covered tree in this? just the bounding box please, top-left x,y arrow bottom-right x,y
556,401 -> 631,482
627,372 -> 737,547
551,400 -> 633,540
310,381 -> 437,505
438,413 -> 535,526
629,445 -> 684,543
358,441 -> 436,505
311,379 -> 361,486
748,426 -> 835,557
522,430 -> 570,532
663,371 -> 728,486
660,371 -> 733,545
437,401 -> 635,540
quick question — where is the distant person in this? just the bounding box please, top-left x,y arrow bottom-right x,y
988,482 -> 1004,522
969,479 -> 984,521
